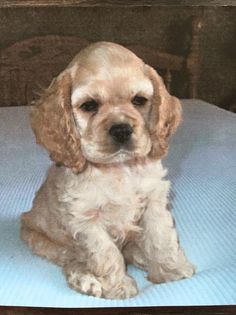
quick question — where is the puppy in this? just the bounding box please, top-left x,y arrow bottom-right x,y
21,42 -> 195,299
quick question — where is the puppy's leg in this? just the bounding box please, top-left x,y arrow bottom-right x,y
124,198 -> 195,284
123,241 -> 149,271
21,214 -> 69,267
64,224 -> 138,299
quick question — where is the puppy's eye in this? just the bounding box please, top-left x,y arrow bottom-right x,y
132,95 -> 148,107
80,100 -> 99,112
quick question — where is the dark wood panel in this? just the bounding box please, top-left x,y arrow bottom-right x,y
0,36 -> 186,106
0,306 -> 236,315
0,14 -> 203,106
0,0 -> 236,7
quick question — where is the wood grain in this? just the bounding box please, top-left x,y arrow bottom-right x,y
0,36 -> 89,106
0,35 -> 186,106
0,306 -> 236,315
0,0 -> 235,7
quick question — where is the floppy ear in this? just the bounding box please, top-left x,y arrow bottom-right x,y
145,65 -> 182,159
31,72 -> 86,173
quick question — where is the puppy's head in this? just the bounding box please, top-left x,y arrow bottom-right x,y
32,42 -> 181,172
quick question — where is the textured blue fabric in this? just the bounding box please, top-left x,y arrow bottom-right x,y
0,100 -> 235,307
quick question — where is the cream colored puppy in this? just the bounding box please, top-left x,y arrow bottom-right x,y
21,42 -> 195,299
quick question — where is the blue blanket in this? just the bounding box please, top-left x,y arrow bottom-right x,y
0,100 -> 235,307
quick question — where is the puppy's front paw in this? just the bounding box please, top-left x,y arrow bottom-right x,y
148,248 -> 195,284
67,272 -> 103,298
66,269 -> 138,299
103,275 -> 138,299
148,260 -> 195,284
177,260 -> 196,279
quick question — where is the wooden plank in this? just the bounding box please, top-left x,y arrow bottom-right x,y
0,35 -> 185,106
126,44 -> 184,71
0,306 -> 236,315
0,0 -> 235,7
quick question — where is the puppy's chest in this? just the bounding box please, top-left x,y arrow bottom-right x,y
82,167 -> 151,241
66,161 -> 167,239
82,167 -> 150,220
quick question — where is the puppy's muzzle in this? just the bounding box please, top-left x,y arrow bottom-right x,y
109,123 -> 133,144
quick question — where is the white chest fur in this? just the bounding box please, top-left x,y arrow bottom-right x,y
52,160 -> 170,242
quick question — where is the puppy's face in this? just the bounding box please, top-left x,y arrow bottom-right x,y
32,42 -> 181,172
70,45 -> 153,163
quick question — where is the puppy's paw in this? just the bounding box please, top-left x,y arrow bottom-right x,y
178,260 -> 196,279
148,260 -> 195,284
67,272 -> 102,298
103,275 -> 138,299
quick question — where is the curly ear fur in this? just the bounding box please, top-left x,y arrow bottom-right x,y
31,72 -> 86,173
145,65 -> 182,159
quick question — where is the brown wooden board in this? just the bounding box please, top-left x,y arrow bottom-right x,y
0,306 -> 236,315
0,35 -> 185,106
0,16 -> 202,106
0,0 -> 236,8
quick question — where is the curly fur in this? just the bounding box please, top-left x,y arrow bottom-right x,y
31,73 -> 86,172
21,41 -> 194,299
145,65 -> 182,159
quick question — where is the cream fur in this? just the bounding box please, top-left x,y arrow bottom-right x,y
21,41 -> 195,300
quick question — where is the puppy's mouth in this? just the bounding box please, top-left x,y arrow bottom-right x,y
81,133 -> 152,164
82,141 -> 152,165
85,149 -> 135,164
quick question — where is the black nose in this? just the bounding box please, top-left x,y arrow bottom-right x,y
109,123 -> 133,144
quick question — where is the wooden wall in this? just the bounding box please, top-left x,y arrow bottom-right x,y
0,4 -> 235,109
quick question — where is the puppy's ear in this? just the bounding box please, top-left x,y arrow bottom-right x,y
31,72 -> 86,173
145,65 -> 182,159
